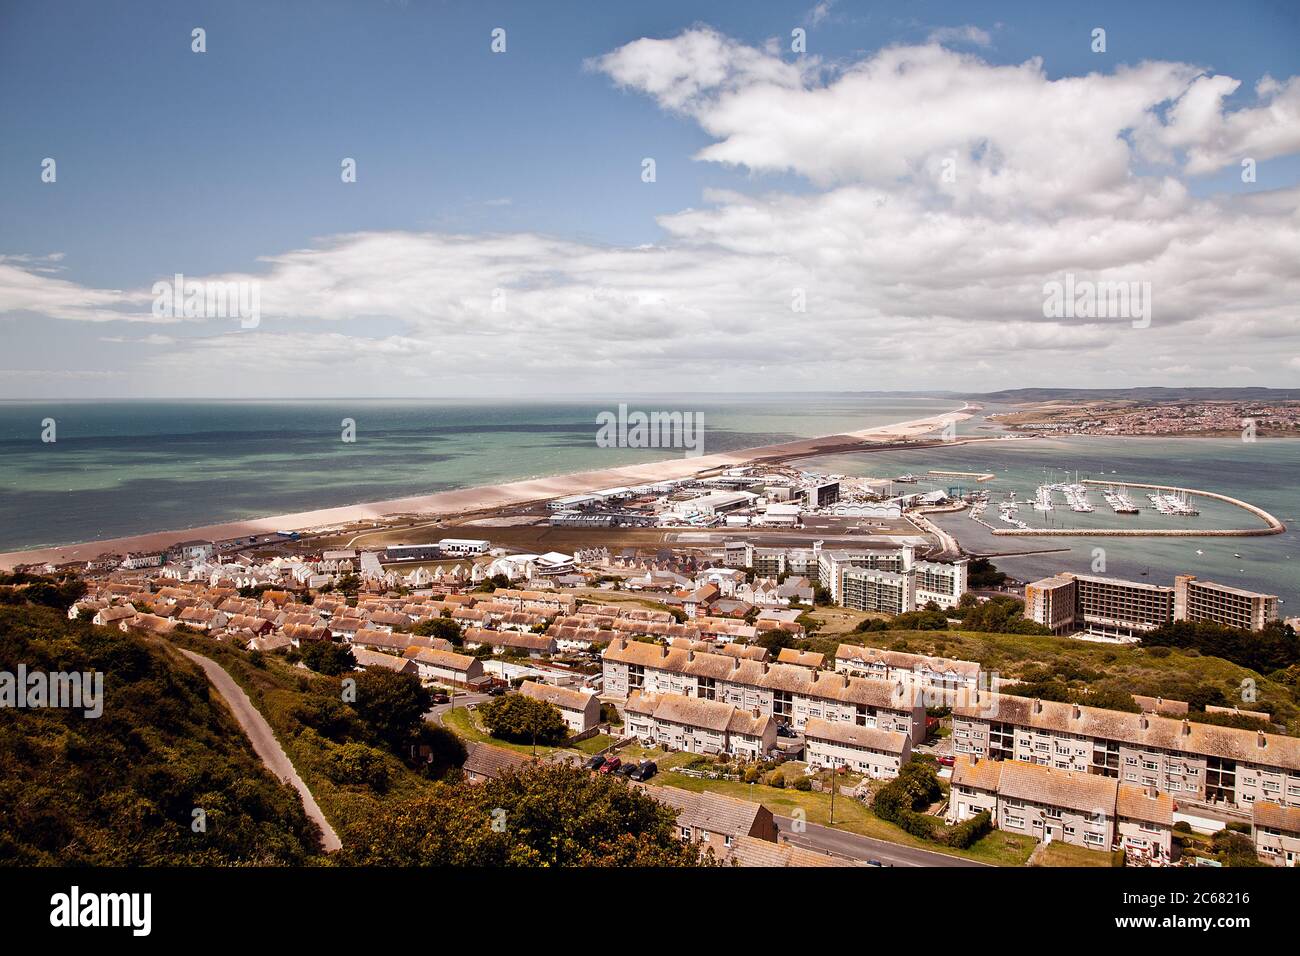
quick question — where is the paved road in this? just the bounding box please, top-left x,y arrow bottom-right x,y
179,649 -> 343,853
774,816 -> 989,867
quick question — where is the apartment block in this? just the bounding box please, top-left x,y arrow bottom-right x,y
947,756 -> 1173,860
803,717 -> 911,779
951,690 -> 1300,811
603,638 -> 926,742
1024,571 -> 1278,637
624,690 -> 777,758
1252,801 -> 1300,867
834,643 -> 981,704
1175,575 -> 1279,632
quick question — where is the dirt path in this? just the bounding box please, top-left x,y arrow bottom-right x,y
179,649 -> 343,853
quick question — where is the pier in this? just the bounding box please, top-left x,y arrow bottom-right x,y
927,469 -> 996,482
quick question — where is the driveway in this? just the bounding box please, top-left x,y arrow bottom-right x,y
179,649 -> 343,853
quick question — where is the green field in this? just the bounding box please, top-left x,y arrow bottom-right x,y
1031,841 -> 1120,867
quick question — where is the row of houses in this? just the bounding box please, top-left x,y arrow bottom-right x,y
602,638 -> 927,743
948,756 -> 1176,861
951,689 -> 1300,812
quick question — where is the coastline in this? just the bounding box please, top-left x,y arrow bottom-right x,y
0,404 -> 976,571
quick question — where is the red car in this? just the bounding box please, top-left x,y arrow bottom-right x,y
598,756 -> 622,774
937,754 -> 955,767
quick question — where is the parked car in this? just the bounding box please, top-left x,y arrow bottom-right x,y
598,756 -> 622,774
776,723 -> 797,738
630,761 -> 658,782
585,754 -> 606,772
486,685 -> 506,697
616,762 -> 638,779
431,692 -> 450,705
866,859 -> 892,867
936,754 -> 955,767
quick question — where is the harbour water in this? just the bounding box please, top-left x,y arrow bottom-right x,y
801,414 -> 1300,610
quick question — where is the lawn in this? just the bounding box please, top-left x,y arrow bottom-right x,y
653,771 -> 1035,866
1031,841 -> 1120,867
441,705 -> 621,758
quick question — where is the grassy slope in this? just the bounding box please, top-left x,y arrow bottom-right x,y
0,605 -> 321,865
165,630 -> 440,843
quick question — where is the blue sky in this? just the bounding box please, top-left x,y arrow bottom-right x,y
1,0 -> 1298,396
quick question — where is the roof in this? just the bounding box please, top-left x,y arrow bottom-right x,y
604,639 -> 919,712
351,648 -> 415,672
776,648 -> 824,668
834,643 -> 980,678
1252,801 -> 1300,834
728,835 -> 844,868
520,680 -> 597,712
462,742 -> 536,781
648,785 -> 767,839
1116,785 -> 1174,826
954,691 -> 1300,773
950,755 -> 1004,793
803,717 -> 908,754
410,647 -> 477,671
996,760 -> 1118,815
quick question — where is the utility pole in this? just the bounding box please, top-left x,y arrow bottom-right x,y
828,764 -> 837,826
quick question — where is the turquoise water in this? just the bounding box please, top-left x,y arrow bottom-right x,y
0,396 -> 956,551
801,408 -> 1300,609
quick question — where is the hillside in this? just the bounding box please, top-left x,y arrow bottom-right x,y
0,604 -> 322,865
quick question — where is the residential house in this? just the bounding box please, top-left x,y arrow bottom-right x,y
519,680 -> 601,735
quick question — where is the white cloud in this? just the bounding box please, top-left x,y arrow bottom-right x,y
2,29 -> 1299,396
927,25 -> 992,48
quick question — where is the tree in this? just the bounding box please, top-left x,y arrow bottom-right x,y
348,669 -> 432,755
479,693 -> 567,745
339,764 -> 713,866
300,640 -> 357,676
412,616 -> 463,645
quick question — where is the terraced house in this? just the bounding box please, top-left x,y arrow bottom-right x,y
947,756 -> 1174,860
833,644 -> 981,704
951,691 -> 1300,811
624,690 -> 777,758
803,717 -> 911,779
603,638 -> 925,742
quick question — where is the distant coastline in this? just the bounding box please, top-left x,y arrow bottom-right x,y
0,404 -> 976,570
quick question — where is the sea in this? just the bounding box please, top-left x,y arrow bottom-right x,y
1,398 -> 1296,609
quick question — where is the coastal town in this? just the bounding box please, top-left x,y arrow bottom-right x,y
991,400 -> 1300,438
28,450 -> 1295,870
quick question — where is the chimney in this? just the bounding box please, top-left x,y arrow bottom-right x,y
660,645 -> 669,659
1072,704 -> 1081,719
1181,719 -> 1191,737
733,657 -> 741,671
1257,731 -> 1267,750
1033,698 -> 1043,714
1140,716 -> 1149,730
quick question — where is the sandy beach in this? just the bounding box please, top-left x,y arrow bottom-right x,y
0,404 -> 975,570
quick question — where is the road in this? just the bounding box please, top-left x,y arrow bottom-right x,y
774,816 -> 989,867
179,649 -> 343,853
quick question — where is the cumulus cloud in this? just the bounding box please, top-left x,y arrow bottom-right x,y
3,28 -> 1299,396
